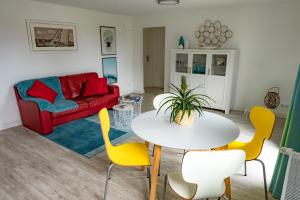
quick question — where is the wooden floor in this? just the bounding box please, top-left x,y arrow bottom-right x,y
0,87 -> 284,200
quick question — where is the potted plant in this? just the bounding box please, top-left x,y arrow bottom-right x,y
158,76 -> 214,125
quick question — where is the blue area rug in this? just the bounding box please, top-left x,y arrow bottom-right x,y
45,113 -> 133,157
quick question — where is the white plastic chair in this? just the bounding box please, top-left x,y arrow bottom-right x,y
153,93 -> 175,111
152,93 -> 175,159
163,150 -> 246,200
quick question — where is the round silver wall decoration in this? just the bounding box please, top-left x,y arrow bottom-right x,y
194,20 -> 233,48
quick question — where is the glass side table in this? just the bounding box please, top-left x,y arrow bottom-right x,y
112,104 -> 134,128
120,95 -> 143,116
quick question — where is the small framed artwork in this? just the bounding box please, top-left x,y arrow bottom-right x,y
26,19 -> 77,51
102,57 -> 118,84
100,26 -> 116,55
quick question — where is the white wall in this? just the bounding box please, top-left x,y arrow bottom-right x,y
0,0 -> 135,130
132,1 -> 300,113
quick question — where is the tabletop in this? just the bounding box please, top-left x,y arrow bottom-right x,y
131,110 -> 240,150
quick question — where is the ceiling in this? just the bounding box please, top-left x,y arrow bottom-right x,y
34,0 -> 288,16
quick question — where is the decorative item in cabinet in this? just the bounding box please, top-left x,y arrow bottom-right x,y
211,54 -> 227,76
175,53 -> 189,73
192,54 -> 207,74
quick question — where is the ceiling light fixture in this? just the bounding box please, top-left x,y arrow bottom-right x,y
158,0 -> 179,5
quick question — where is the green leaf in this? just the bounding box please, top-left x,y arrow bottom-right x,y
157,82 -> 214,123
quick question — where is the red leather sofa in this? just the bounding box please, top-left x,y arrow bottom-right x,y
14,72 -> 119,135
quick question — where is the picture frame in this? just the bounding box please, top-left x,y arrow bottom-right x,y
100,26 -> 116,55
26,19 -> 78,51
102,57 -> 118,84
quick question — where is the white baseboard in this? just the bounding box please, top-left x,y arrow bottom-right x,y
122,89 -> 144,95
133,89 -> 145,94
231,105 -> 288,118
0,120 -> 22,132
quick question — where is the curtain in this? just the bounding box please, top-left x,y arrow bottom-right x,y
269,66 -> 300,199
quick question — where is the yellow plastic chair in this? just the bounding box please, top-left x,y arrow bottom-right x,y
98,108 -> 151,200
228,106 -> 275,200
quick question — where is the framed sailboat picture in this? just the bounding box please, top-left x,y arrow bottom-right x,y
26,19 -> 78,51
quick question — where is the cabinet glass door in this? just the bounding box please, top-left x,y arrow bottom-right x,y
192,54 -> 207,75
211,54 -> 227,76
175,53 -> 189,73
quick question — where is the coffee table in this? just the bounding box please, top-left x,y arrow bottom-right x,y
112,104 -> 134,128
120,95 -> 143,116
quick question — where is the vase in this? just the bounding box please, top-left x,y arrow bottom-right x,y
175,110 -> 195,125
178,36 -> 185,49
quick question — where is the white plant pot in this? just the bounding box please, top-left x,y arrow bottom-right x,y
175,110 -> 195,125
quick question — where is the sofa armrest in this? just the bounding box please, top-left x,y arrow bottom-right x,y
17,99 -> 53,135
107,85 -> 120,97
14,86 -> 53,135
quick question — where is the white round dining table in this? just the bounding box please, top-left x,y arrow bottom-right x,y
132,110 -> 239,150
131,110 -> 240,200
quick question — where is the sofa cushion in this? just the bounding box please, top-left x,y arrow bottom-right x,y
52,100 -> 89,118
67,76 -> 86,99
82,78 -> 108,97
59,76 -> 71,99
27,80 -> 58,103
83,95 -> 116,108
59,73 -> 98,99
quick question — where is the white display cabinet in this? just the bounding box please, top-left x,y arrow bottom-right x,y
170,49 -> 238,114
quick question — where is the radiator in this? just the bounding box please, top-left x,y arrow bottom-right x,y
280,147 -> 300,200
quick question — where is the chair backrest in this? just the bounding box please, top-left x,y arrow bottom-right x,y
247,106 -> 276,160
182,150 -> 245,199
98,108 -> 114,159
250,106 -> 276,140
153,93 -> 175,111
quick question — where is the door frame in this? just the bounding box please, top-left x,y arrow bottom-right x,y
142,26 -> 166,91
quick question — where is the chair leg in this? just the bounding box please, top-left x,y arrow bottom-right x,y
104,163 -> 114,200
244,161 -> 247,176
221,195 -> 229,200
147,166 -> 151,191
158,164 -> 161,176
163,174 -> 168,200
255,159 -> 268,200
147,166 -> 150,179
152,145 -> 155,156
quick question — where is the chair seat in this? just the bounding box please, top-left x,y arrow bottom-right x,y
167,172 -> 197,200
110,143 -> 151,167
